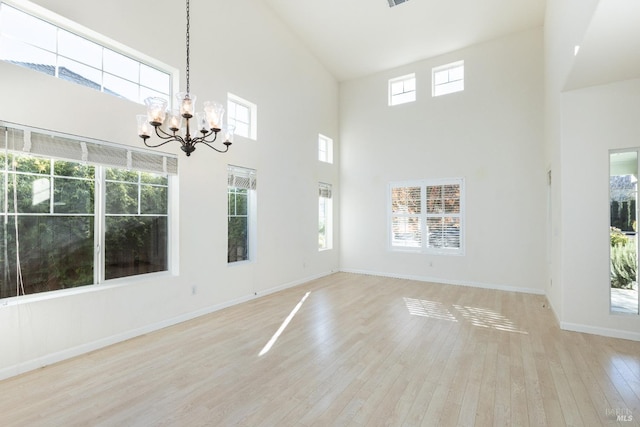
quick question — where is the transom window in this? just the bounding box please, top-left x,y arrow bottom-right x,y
388,73 -> 416,106
227,93 -> 257,140
0,124 -> 177,299
432,61 -> 464,97
0,2 -> 173,104
390,178 -> 464,255
318,134 -> 333,164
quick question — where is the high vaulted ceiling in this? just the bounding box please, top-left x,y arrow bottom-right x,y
264,0 -> 547,82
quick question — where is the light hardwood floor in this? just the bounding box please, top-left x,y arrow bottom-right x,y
1,273 -> 639,426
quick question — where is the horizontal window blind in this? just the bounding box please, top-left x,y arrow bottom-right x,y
1,122 -> 178,174
228,165 -> 257,190
319,182 -> 332,198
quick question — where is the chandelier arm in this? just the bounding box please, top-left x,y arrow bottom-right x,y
154,125 -> 184,142
200,141 -> 231,153
142,138 -> 177,149
192,130 -> 219,145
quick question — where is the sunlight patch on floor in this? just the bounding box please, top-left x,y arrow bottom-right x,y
403,297 -> 458,322
259,291 -> 311,356
403,297 -> 527,334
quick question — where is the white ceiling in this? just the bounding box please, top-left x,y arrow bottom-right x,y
565,0 -> 640,91
264,0 -> 547,82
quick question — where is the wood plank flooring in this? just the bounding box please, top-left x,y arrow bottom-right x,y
1,272 -> 639,426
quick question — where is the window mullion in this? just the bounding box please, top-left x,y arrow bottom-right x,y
94,166 -> 105,284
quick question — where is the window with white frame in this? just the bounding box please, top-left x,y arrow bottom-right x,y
0,2 -> 173,104
390,178 -> 464,254
388,73 -> 416,106
228,165 -> 256,263
318,134 -> 333,164
0,123 -> 177,299
432,61 -> 464,97
227,93 -> 257,140
319,182 -> 333,250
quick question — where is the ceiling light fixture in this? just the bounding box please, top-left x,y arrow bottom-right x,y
137,0 -> 233,156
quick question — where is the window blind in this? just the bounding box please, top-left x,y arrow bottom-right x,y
319,182 -> 332,198
228,165 -> 257,190
1,122 -> 178,175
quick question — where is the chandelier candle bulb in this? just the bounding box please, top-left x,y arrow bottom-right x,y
168,111 -> 182,132
145,97 -> 168,126
178,92 -> 196,118
137,115 -> 151,139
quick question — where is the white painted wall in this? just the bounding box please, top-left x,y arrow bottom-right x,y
339,28 -> 546,294
0,0 -> 340,379
560,78 -> 640,339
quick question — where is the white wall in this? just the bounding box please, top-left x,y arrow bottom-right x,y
0,0 -> 340,379
339,28 -> 546,294
560,78 -> 640,340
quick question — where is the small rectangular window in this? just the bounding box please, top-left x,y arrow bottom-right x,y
390,178 -> 464,255
228,165 -> 257,263
389,73 -> 416,106
318,134 -> 333,164
227,93 -> 257,140
319,182 -> 333,250
432,61 -> 464,97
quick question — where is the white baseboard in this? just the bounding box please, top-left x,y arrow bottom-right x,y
560,322 -> 640,342
339,268 -> 546,295
0,271 -> 334,381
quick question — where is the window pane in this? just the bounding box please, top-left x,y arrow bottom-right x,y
104,73 -> 139,102
140,185 -> 167,214
0,216 -> 94,298
104,48 -> 139,82
54,177 -> 94,214
106,181 -> 138,214
392,216 -> 421,247
7,174 -> 50,213
0,36 -> 56,70
228,216 -> 248,262
443,184 -> 460,214
139,86 -> 169,105
58,57 -> 102,90
426,186 -> 443,213
427,217 -> 460,248
140,64 -> 170,95
105,216 -> 167,280
0,5 -> 56,51
106,168 -> 138,183
58,30 -> 102,69
392,186 -> 421,214
140,172 -> 168,186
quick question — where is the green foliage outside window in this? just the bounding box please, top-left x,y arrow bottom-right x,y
1,154 -> 168,299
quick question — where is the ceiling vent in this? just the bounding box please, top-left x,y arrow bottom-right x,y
388,0 -> 409,7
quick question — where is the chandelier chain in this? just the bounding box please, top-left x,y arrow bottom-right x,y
185,0 -> 190,94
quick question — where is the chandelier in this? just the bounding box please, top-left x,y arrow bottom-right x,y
136,0 -> 233,156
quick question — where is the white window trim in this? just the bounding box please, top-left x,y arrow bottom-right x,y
388,177 -> 465,255
388,73 -> 416,106
227,93 -> 258,141
0,0 -> 178,105
432,61 -> 464,97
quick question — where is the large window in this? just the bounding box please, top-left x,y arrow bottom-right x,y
609,149 -> 639,315
0,124 -> 176,299
390,178 -> 464,255
319,182 -> 333,250
0,2 -> 173,104
228,165 -> 256,263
